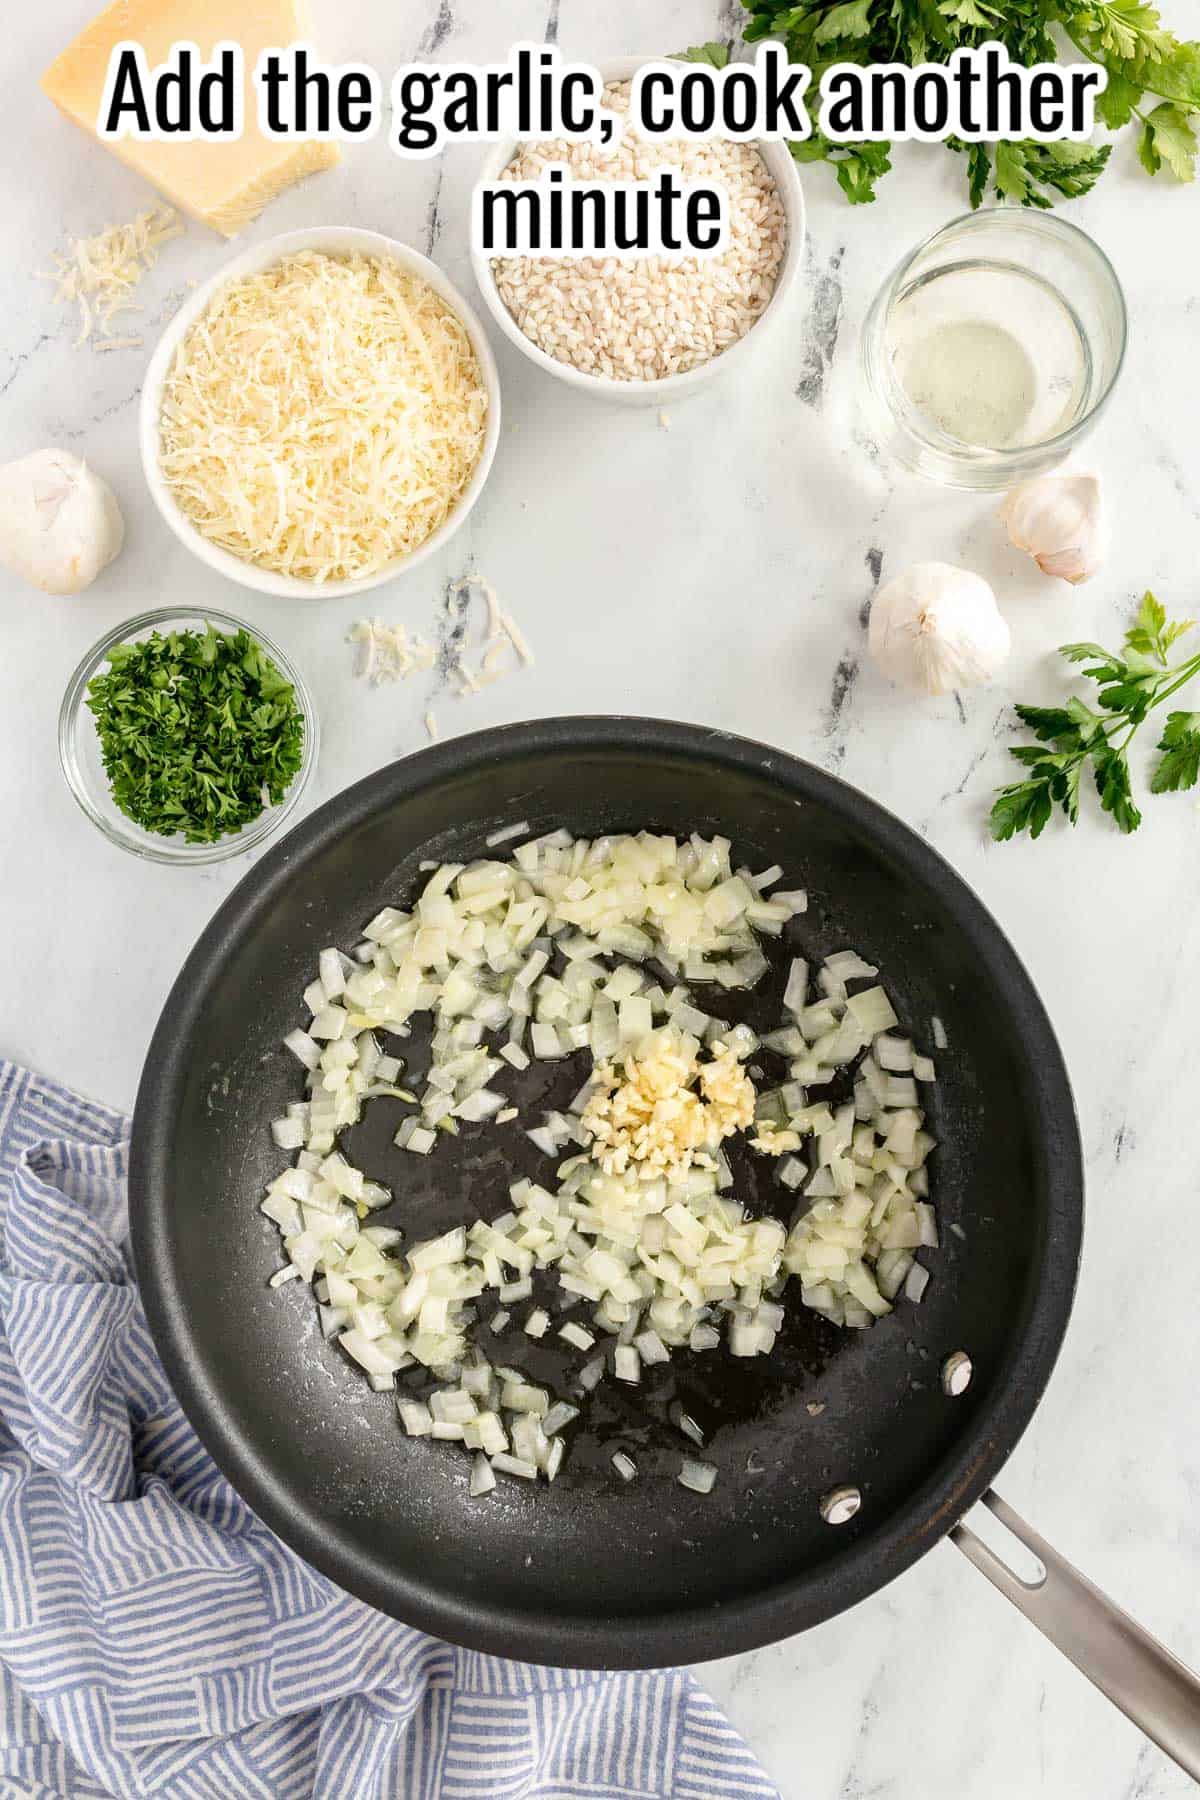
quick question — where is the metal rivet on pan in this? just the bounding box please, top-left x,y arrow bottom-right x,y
941,1350 -> 973,1396
820,1485 -> 861,1526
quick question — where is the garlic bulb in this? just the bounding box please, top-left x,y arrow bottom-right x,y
0,449 -> 124,595
1000,472 -> 1106,585
869,562 -> 1010,697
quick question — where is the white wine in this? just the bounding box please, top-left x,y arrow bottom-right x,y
886,260 -> 1089,452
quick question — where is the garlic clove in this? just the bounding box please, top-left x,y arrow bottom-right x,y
1031,544 -> 1099,585
868,562 -> 1010,698
0,449 -> 124,595
1000,471 -> 1107,586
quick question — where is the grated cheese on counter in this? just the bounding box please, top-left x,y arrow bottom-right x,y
39,206 -> 183,347
347,572 -> 536,756
349,572 -> 534,752
500,609 -> 534,667
158,252 -> 489,584
347,619 -> 436,686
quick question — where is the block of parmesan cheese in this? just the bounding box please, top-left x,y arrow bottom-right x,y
40,0 -> 340,237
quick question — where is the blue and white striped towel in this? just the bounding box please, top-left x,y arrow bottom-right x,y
0,1062 -> 780,1800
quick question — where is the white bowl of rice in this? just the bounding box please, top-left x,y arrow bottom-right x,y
140,227 -> 501,598
471,57 -> 805,405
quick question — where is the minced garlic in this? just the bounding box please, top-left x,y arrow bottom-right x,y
581,1028 -> 755,1184
751,1121 -> 803,1156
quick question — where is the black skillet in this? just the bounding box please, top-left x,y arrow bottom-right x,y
129,718 -> 1200,1774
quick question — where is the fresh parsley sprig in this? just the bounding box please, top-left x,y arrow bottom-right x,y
683,0 -> 1200,207
85,622 -> 306,844
991,594 -> 1200,841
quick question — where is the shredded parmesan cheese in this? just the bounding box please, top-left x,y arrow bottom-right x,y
452,655 -> 481,696
444,574 -> 532,688
453,573 -> 502,639
500,610 -> 535,666
438,579 -> 532,691
347,619 -> 436,685
39,206 -> 183,347
159,252 -> 489,583
349,572 -> 534,755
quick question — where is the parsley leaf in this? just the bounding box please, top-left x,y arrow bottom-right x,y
85,624 -> 306,844
991,780 -> 1055,842
1068,0 -> 1175,66
1012,702 -> 1086,745
940,0 -> 1003,28
960,140 -> 992,207
671,42 -> 731,66
1094,66 -> 1144,126
1093,745 -> 1142,832
1155,43 -> 1200,109
790,133 -> 892,202
992,139 -> 1112,207
1138,103 -> 1198,181
1124,590 -> 1196,661
811,0 -> 875,43
831,138 -> 893,201
1151,712 -> 1200,792
1125,590 -> 1168,652
992,595 -> 1200,841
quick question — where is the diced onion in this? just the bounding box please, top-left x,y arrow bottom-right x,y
399,1400 -> 433,1436
491,1453 -> 538,1480
904,1262 -> 930,1303
542,1400 -> 579,1436
486,821 -> 531,848
675,1409 -> 705,1447
678,1458 -> 718,1494
284,1029 -> 320,1070
264,833 -> 941,1499
634,1329 -> 670,1366
470,1453 -> 497,1496
544,1437 -> 565,1481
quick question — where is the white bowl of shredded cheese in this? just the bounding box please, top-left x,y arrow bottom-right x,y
471,57 -> 805,405
140,228 -> 502,598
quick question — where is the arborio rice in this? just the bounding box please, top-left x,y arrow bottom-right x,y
492,81 -> 787,382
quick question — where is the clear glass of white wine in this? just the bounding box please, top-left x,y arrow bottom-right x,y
859,208 -> 1127,490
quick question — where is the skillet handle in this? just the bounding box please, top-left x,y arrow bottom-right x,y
951,1489 -> 1200,1779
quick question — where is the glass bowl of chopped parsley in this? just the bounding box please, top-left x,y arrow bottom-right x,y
59,607 -> 318,864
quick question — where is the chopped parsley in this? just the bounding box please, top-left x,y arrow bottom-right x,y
85,622 -> 305,843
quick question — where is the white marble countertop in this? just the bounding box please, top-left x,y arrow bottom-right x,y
4,2 -> 1200,1794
